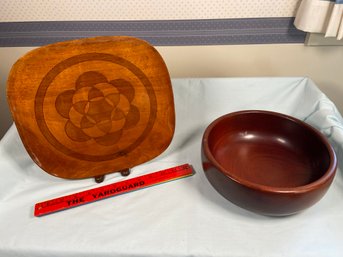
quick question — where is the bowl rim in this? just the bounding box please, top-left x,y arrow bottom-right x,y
202,110 -> 337,194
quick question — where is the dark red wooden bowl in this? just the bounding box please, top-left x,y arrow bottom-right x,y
202,110 -> 337,216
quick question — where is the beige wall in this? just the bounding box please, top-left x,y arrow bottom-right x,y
1,47 -> 35,138
1,44 -> 343,138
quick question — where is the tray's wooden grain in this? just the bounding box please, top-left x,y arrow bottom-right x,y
7,36 -> 175,179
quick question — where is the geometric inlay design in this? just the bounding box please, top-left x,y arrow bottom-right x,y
35,53 -> 157,162
55,71 -> 140,146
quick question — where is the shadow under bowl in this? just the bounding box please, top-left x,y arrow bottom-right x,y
202,110 -> 337,216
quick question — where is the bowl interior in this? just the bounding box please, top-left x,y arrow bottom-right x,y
207,112 -> 331,188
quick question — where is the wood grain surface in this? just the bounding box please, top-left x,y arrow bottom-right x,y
7,36 -> 175,180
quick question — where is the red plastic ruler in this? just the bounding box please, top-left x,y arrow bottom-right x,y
34,164 -> 194,216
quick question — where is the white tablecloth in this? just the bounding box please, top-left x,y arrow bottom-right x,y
1,77 -> 343,257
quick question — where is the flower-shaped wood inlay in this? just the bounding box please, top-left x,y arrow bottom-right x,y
55,71 -> 140,146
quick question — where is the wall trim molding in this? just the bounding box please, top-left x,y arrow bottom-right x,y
0,18 -> 306,47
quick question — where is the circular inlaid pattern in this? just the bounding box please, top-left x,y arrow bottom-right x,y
35,53 -> 157,162
55,71 -> 140,146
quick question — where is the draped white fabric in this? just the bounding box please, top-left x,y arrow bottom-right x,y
294,0 -> 343,40
1,78 -> 343,257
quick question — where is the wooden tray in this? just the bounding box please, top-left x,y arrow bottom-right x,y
7,36 -> 175,181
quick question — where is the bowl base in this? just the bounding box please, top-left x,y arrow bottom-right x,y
213,133 -> 318,188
